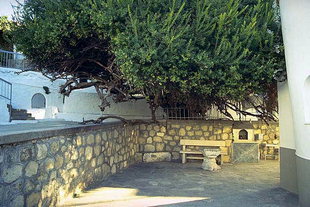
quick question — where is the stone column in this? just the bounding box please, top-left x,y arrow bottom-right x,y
280,0 -> 310,206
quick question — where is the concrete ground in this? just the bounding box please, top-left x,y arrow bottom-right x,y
62,161 -> 298,207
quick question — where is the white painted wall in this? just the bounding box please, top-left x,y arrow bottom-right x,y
278,81 -> 295,150
280,0 -> 310,160
57,90 -> 164,122
0,97 -> 10,122
0,67 -> 163,122
0,67 -> 64,119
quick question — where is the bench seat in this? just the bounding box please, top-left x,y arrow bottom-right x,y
180,139 -> 227,164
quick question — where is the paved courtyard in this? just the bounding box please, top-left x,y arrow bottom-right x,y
62,160 -> 298,207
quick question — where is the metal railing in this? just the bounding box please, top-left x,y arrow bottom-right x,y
0,77 -> 12,121
163,107 -> 227,120
0,49 -> 29,70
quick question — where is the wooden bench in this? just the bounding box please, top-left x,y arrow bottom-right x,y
180,139 -> 227,164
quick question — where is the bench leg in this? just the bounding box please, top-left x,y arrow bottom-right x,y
182,153 -> 186,164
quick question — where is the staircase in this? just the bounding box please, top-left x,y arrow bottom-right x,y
10,108 -> 35,120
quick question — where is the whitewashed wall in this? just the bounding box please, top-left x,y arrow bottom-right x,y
0,67 -> 163,122
0,97 -> 10,122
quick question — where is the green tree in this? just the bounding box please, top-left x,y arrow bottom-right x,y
0,16 -> 13,50
113,0 -> 284,120
12,0 -> 284,121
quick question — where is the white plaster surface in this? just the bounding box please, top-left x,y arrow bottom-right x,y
0,67 -> 163,122
0,97 -> 10,122
278,81 -> 295,150
280,0 -> 310,160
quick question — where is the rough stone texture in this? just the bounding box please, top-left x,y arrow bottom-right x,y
2,164 -> 23,183
25,161 -> 39,177
0,123 -> 140,207
138,120 -> 279,162
143,152 -> 172,162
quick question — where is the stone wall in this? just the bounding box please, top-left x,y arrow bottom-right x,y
0,123 -> 140,207
138,120 -> 280,162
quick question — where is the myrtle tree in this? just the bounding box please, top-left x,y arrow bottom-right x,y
12,0 -> 284,121
112,0 -> 284,120
0,16 -> 13,50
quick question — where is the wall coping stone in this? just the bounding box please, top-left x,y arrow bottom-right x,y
0,121 -> 125,146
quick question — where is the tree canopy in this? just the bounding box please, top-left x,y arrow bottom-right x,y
0,16 -> 13,50
12,0 -> 285,121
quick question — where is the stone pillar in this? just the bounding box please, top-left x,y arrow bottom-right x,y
280,0 -> 310,206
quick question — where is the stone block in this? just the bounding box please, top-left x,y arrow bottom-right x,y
153,136 -> 162,142
195,131 -> 203,136
147,137 -> 153,143
3,165 -> 23,183
179,128 -> 186,136
204,132 -> 210,137
85,146 -> 93,160
185,126 -> 192,130
168,129 -> 176,136
174,136 -> 180,141
95,134 -> 101,144
144,144 -> 155,152
160,126 -> 166,133
143,152 -> 171,162
187,131 -> 194,136
138,137 -> 146,144
37,144 -> 47,160
76,136 -> 82,146
140,124 -> 146,130
154,125 -> 160,131
94,146 -> 101,156
221,133 -> 229,140
171,124 -> 180,128
45,158 -> 55,171
156,143 -> 165,151
201,126 -> 209,131
164,135 -> 173,140
149,130 -> 156,136
50,141 -> 59,154
25,161 -> 38,177
87,134 -> 95,145
19,149 -> 32,163
157,132 -> 165,137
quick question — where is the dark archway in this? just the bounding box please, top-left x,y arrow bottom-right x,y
239,129 -> 248,140
31,93 -> 46,108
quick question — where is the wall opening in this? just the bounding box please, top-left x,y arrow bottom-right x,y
31,93 -> 46,108
239,129 -> 248,140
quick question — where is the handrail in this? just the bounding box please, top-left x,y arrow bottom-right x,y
0,77 -> 12,122
0,49 -> 29,70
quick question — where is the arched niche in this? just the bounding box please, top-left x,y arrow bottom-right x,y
31,93 -> 46,108
239,129 -> 249,140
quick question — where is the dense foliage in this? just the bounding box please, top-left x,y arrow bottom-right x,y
0,16 -> 13,50
12,0 -> 284,121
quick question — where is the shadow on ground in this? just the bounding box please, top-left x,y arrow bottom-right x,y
62,161 -> 298,207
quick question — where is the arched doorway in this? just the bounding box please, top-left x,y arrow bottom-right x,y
31,93 -> 46,108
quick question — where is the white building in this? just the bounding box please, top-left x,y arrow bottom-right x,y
279,0 -> 310,206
